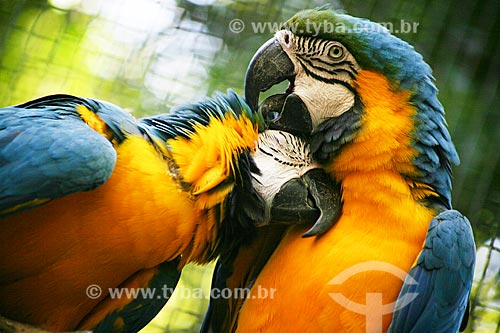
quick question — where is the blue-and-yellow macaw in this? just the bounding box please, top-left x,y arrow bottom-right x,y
0,91 -> 340,333
204,8 -> 476,333
202,129 -> 342,333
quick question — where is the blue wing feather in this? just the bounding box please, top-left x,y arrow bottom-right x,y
388,210 -> 475,333
138,89 -> 263,142
0,94 -> 137,216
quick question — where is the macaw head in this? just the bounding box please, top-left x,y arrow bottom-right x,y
245,8 -> 459,209
252,130 -> 342,237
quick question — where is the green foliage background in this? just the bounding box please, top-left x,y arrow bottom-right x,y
0,0 -> 498,332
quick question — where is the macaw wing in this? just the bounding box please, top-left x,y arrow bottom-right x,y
388,210 -> 475,333
78,259 -> 181,333
0,101 -> 117,216
201,225 -> 287,333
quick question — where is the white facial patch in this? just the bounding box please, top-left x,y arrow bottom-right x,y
251,130 -> 319,208
293,77 -> 356,128
274,30 -> 359,129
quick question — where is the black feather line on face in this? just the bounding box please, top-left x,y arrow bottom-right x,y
296,57 -> 358,93
310,95 -> 364,163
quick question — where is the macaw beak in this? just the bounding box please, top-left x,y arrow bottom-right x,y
267,169 -> 342,238
245,38 -> 313,136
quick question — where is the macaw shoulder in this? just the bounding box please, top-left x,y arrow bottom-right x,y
0,105 -> 117,216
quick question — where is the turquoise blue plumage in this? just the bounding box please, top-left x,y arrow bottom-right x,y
0,94 -> 137,216
390,210 -> 475,332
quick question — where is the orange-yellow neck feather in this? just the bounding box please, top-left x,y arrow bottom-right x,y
166,113 -> 259,265
330,70 -> 437,228
333,70 -> 417,177
77,135 -> 203,267
104,112 -> 259,267
167,113 -> 258,209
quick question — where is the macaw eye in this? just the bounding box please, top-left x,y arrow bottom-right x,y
329,45 -> 344,60
264,111 -> 280,121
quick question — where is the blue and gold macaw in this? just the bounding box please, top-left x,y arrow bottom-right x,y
202,129 -> 342,333
204,8 -> 476,333
0,91 -> 340,332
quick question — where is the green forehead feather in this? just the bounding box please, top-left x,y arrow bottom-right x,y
285,8 -> 360,36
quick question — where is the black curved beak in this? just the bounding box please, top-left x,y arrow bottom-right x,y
258,93 -> 312,137
245,38 -> 313,136
245,38 -> 295,111
269,169 -> 342,237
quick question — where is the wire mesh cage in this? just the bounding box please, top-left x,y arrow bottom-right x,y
0,0 -> 499,332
